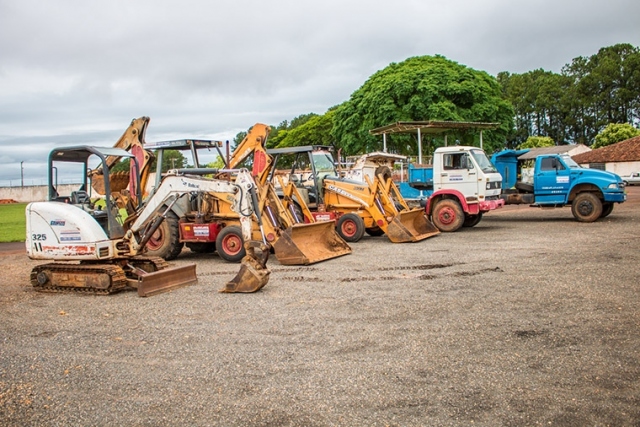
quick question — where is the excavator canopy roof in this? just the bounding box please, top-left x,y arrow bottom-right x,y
50,145 -> 135,163
369,121 -> 500,136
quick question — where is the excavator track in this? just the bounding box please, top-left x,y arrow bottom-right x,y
126,256 -> 169,272
30,263 -> 128,295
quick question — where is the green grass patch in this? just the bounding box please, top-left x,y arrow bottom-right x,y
0,203 -> 27,242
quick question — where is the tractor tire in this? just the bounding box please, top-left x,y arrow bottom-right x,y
571,192 -> 602,222
432,199 -> 464,232
365,226 -> 385,237
462,212 -> 483,228
144,209 -> 183,260
336,213 -> 365,242
600,202 -> 614,218
215,226 -> 246,263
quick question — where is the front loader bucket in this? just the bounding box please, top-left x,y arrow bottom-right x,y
385,209 -> 440,243
135,263 -> 198,297
221,242 -> 271,293
273,221 -> 352,265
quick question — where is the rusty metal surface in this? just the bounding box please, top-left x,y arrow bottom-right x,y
386,209 -> 440,243
273,222 -> 351,265
30,263 -> 128,294
135,263 -> 198,297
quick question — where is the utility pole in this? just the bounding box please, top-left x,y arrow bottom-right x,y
21,161 -> 24,187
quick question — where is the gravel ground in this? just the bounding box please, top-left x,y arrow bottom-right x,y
1,188 -> 639,426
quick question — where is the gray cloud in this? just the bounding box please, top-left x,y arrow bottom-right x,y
1,0 -> 639,185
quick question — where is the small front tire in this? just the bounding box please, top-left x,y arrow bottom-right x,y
216,226 -> 246,263
336,213 -> 365,242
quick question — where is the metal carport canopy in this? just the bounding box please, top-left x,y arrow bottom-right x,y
369,121 -> 500,164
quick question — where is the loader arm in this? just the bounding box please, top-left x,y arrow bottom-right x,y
88,116 -> 154,204
123,169 -> 271,293
225,123 -> 272,185
126,173 -> 250,254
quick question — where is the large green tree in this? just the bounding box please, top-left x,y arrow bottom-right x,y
498,69 -> 572,147
331,55 -> 514,156
592,123 -> 640,149
519,136 -> 555,149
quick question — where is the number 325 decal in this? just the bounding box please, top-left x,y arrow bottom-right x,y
32,233 -> 47,241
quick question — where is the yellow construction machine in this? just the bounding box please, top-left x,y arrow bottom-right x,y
26,145 -> 270,296
267,145 -> 440,243
76,118 -> 349,266
213,123 -> 351,265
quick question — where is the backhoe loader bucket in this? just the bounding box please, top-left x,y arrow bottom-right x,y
134,263 -> 198,297
220,241 -> 271,293
385,209 -> 440,243
273,221 -> 352,265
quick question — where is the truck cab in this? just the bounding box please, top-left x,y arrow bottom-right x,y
492,149 -> 627,222
422,146 -> 504,231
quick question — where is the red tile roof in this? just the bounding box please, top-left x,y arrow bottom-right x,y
572,136 -> 640,164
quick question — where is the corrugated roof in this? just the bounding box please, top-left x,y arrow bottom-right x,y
369,121 -> 500,135
572,136 -> 640,164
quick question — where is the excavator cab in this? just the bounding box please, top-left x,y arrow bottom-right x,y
27,145 -> 200,296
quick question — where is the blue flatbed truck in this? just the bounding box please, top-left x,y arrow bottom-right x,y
491,149 -> 626,221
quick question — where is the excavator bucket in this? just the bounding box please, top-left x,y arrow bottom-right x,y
385,209 -> 440,243
273,221 -> 352,265
134,263 -> 198,297
220,242 -> 271,293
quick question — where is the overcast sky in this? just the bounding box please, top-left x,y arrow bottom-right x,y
1,0 -> 639,186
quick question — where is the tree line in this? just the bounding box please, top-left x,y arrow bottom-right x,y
242,43 -> 639,157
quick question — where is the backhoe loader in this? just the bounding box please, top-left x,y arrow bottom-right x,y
267,145 -> 440,243
26,145 -> 270,296
213,123 -> 351,265
81,117 -> 349,265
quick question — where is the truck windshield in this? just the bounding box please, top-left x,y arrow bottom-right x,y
470,149 -> 497,173
312,152 -> 337,173
560,154 -> 581,168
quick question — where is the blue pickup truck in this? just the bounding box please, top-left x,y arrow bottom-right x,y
491,149 -> 626,222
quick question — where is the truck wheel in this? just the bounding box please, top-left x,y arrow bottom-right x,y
600,203 -> 614,218
463,212 -> 483,228
571,193 -> 602,222
432,199 -> 464,232
336,213 -> 365,242
365,226 -> 385,237
145,210 -> 184,260
215,226 -> 246,263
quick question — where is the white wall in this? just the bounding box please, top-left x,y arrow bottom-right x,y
0,184 -> 80,202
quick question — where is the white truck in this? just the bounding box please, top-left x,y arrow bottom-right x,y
622,172 -> 640,186
355,146 -> 505,232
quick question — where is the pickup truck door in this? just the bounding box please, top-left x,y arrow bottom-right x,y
436,152 -> 478,197
534,156 -> 571,204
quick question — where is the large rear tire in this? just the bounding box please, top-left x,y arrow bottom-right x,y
145,210 -> 183,260
432,199 -> 464,232
336,213 -> 365,242
216,226 -> 246,263
571,193 -> 602,222
463,212 -> 483,228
